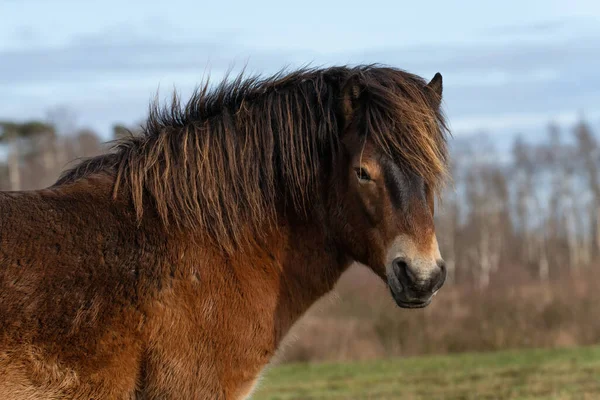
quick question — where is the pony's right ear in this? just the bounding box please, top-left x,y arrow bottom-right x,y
425,72 -> 443,109
340,77 -> 362,132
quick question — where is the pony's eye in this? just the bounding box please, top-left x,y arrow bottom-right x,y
355,167 -> 372,182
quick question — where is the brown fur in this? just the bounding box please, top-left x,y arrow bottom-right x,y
0,65 -> 449,399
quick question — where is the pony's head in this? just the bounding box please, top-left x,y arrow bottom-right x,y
329,70 -> 448,309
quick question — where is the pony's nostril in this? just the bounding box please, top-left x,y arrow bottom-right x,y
433,260 -> 447,290
392,257 -> 406,271
393,257 -> 415,283
437,260 -> 447,275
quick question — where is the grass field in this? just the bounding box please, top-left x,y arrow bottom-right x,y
252,346 -> 600,399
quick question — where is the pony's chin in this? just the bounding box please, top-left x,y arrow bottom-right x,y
394,298 -> 431,309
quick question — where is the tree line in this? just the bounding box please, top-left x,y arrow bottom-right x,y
436,120 -> 600,288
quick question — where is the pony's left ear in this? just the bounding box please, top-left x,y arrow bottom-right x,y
425,72 -> 443,109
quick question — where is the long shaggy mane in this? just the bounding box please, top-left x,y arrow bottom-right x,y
57,65 -> 449,250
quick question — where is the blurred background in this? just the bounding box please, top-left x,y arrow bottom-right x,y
2,0 -> 600,398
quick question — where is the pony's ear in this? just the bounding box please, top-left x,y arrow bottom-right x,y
425,72 -> 443,109
340,77 -> 361,132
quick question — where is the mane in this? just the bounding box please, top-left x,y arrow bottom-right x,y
57,65 -> 449,251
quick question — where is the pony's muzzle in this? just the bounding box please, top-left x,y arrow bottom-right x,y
388,257 -> 446,308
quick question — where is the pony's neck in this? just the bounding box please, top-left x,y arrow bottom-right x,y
180,213 -> 351,347
266,219 -> 350,341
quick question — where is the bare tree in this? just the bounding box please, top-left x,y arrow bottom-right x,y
574,119 -> 600,262
0,122 -> 22,191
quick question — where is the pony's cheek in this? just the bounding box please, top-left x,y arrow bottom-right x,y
367,255 -> 388,281
357,230 -> 387,280
357,188 -> 383,226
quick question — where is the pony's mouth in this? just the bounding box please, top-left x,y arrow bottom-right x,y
386,274 -> 434,309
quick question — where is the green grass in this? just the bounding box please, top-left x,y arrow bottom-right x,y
252,346 -> 600,399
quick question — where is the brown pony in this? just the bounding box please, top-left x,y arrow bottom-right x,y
0,65 -> 449,399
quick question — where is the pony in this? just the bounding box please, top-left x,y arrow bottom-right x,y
0,65 -> 450,399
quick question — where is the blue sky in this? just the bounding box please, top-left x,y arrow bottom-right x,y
2,0 -> 600,144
